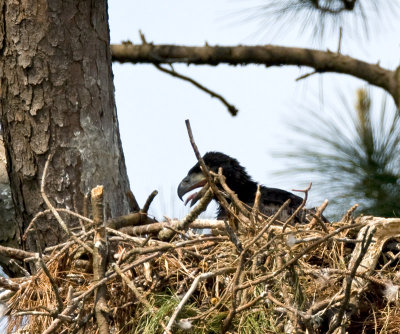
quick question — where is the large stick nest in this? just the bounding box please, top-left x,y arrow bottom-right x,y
2,182 -> 400,334
2,122 -> 400,333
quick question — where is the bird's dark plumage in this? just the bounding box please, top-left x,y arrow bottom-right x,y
178,152 -> 317,222
178,152 -> 326,222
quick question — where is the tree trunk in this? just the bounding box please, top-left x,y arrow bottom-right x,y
0,0 -> 131,266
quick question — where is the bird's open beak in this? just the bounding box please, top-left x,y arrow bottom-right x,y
177,173 -> 207,206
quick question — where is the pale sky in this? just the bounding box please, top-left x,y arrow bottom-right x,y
108,1 -> 400,220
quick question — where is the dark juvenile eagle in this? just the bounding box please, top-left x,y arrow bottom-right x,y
178,151 -> 321,223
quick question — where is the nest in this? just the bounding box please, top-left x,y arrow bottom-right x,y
2,128 -> 400,333
3,181 -> 400,334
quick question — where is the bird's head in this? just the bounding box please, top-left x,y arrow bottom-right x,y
177,152 -> 249,206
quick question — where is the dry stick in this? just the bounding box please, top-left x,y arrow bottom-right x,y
91,186 -> 110,334
155,64 -> 238,116
326,226 -> 374,334
267,291 -> 311,321
42,301 -> 82,334
282,183 -> 312,231
44,229 -> 94,253
36,242 -> 64,314
120,236 -> 226,262
141,190 -> 158,214
245,200 -> 291,250
185,119 -> 237,218
275,254 -> 300,331
223,220 -> 242,252
307,293 -> 347,316
83,193 -> 90,218
215,169 -> 250,218
75,252 -> 163,303
340,204 -> 359,223
40,153 -> 93,255
303,268 -> 387,287
138,31 -> 238,117
113,263 -> 152,308
308,199 -> 329,231
24,208 -> 93,240
0,244 -> 43,261
120,219 -> 226,236
251,184 -> 261,217
223,200 -> 291,332
106,211 -> 157,230
158,187 -> 213,240
106,227 -> 144,244
164,268 -> 235,333
237,222 -> 367,291
0,276 -> 21,291
113,261 -> 171,334
236,291 -> 267,313
222,252 -> 248,333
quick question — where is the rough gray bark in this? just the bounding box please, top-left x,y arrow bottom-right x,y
0,0 -> 131,261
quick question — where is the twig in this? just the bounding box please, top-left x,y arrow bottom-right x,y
223,220 -> 242,252
185,119 -> 239,220
106,211 -> 157,230
340,204 -> 358,223
296,70 -> 318,81
158,187 -> 213,240
237,223 -> 367,291
222,252 -> 248,333
0,244 -> 43,261
120,219 -> 226,236
252,184 -> 261,215
245,199 -> 291,250
37,251 -> 64,314
164,268 -> 234,333
283,183 -> 311,230
267,291 -> 311,320
42,301 -> 82,334
308,199 -> 329,231
0,276 -> 20,291
337,26 -> 343,53
113,263 -> 152,309
326,226 -> 374,334
154,64 -> 238,116
24,208 -> 93,240
141,190 -> 158,214
216,168 -> 249,218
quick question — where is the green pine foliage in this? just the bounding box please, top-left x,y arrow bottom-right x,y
279,88 -> 400,218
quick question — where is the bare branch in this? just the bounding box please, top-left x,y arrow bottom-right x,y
111,43 -> 400,106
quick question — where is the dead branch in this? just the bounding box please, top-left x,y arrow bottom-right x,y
91,186 -> 109,334
155,64 -> 238,116
308,199 -> 329,231
0,245 -> 43,261
282,183 -> 311,230
120,219 -> 226,236
140,189 -> 158,214
105,211 -> 157,230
